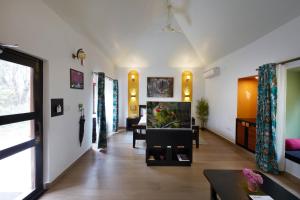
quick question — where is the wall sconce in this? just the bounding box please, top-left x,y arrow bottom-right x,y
131,74 -> 135,81
184,88 -> 190,96
186,75 -> 191,81
72,48 -> 86,65
128,70 -> 139,117
182,71 -> 193,102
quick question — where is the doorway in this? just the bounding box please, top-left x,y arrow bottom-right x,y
236,75 -> 258,152
0,48 -> 44,199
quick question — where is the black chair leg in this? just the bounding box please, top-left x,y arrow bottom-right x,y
133,135 -> 136,148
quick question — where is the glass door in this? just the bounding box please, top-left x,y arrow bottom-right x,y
0,48 -> 44,200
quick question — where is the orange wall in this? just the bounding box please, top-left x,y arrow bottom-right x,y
237,77 -> 258,118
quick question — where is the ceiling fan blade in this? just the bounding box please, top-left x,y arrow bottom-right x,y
0,42 -> 19,48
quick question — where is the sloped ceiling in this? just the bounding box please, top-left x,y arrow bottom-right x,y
173,0 -> 300,66
43,0 -> 300,68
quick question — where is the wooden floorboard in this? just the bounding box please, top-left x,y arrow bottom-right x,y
40,131 -> 300,200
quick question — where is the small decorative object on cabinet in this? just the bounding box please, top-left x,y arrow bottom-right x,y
236,118 -> 256,152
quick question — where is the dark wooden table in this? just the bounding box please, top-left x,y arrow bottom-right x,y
203,169 -> 299,200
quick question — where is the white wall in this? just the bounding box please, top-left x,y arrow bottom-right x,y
285,159 -> 300,179
117,67 -> 204,127
0,0 -> 114,184
203,15 -> 300,143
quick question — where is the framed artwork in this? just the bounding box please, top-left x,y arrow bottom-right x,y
147,77 -> 174,97
70,68 -> 84,89
51,98 -> 64,117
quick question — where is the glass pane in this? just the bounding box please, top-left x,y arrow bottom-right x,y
0,59 -> 34,116
0,120 -> 34,151
0,147 -> 36,200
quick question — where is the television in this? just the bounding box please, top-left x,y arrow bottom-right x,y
147,101 -> 191,129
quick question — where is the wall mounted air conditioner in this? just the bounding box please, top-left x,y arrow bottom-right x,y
203,67 -> 220,79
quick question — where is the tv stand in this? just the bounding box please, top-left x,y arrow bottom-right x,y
146,129 -> 193,166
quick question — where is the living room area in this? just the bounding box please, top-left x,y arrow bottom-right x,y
1,0 -> 300,200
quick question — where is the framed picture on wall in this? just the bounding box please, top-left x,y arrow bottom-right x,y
147,77 -> 174,97
70,68 -> 84,89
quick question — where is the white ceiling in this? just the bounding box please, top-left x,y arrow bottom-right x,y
43,0 -> 300,68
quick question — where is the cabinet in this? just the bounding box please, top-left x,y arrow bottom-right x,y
236,118 -> 256,153
146,129 -> 192,166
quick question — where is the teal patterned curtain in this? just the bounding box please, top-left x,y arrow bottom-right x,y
112,80 -> 119,132
256,63 -> 279,174
97,72 -> 107,149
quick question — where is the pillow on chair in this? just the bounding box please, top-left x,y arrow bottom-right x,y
286,138 -> 300,150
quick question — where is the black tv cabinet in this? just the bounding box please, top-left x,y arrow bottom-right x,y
146,129 -> 193,166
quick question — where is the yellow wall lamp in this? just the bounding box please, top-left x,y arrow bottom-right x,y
128,70 -> 139,117
182,71 -> 193,102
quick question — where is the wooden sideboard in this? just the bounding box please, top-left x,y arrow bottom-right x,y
236,118 -> 256,153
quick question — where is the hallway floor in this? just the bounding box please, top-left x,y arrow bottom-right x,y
41,131 -> 300,200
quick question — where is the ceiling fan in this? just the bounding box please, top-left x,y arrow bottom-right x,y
162,0 -> 182,33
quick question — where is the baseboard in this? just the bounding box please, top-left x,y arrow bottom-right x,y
44,147 -> 92,189
205,128 -> 235,144
206,128 -> 255,157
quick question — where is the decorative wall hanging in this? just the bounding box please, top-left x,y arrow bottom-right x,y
51,98 -> 64,117
182,71 -> 193,102
147,77 -> 174,97
128,70 -> 139,117
70,68 -> 84,89
72,48 -> 86,65
79,104 -> 85,146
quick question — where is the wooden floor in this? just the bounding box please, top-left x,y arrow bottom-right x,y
41,131 -> 300,200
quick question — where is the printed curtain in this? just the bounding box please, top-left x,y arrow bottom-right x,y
112,80 -> 119,132
256,63 -> 279,174
97,72 -> 107,149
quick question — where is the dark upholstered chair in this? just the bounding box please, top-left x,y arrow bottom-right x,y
132,124 -> 146,148
132,105 -> 146,148
192,125 -> 200,148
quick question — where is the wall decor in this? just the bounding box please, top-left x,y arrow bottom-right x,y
70,68 -> 84,89
51,98 -> 64,117
147,77 -> 174,97
72,48 -> 86,65
182,71 -> 193,102
128,70 -> 139,117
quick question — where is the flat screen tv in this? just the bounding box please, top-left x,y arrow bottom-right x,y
147,101 -> 191,129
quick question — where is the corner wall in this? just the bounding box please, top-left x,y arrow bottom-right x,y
203,15 -> 300,142
0,0 -> 115,183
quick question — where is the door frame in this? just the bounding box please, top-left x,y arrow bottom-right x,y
0,47 -> 44,199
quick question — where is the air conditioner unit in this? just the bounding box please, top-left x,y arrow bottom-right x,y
203,67 -> 220,79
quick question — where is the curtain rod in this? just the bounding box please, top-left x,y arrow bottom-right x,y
256,56 -> 300,71
92,72 -> 115,80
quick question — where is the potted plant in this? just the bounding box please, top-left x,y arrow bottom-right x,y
196,98 -> 209,130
